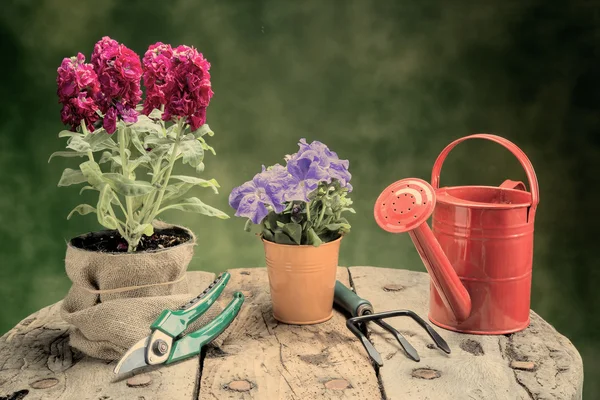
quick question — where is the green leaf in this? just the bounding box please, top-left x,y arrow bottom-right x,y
130,130 -> 147,155
102,173 -> 155,197
148,145 -> 172,164
197,136 -> 216,155
59,130 -> 80,138
79,160 -> 104,187
341,207 -> 356,214
79,185 -> 96,195
169,175 -> 220,193
307,228 -> 323,247
97,184 -> 118,230
58,168 -> 87,186
325,223 -> 351,231
262,228 -> 275,242
67,204 -> 96,219
274,230 -> 296,245
144,136 -> 174,147
67,135 -> 91,152
244,219 -> 253,232
48,151 -> 86,163
129,154 -> 151,171
282,223 -> 302,244
164,183 -> 194,203
266,212 -> 279,231
132,223 -> 154,237
148,108 -> 163,120
99,151 -> 122,166
195,162 -> 205,173
133,115 -> 162,135
191,124 -> 214,138
85,130 -> 113,151
157,197 -> 229,219
179,138 -> 204,167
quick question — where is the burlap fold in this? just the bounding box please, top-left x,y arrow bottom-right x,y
60,222 -> 225,360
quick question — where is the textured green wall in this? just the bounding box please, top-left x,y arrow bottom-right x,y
0,0 -> 597,396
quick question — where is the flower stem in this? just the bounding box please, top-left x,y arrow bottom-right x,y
146,119 -> 184,224
118,126 -> 134,245
316,199 -> 326,228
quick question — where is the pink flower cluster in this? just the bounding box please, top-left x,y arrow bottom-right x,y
143,43 -> 214,130
91,37 -> 143,133
56,53 -> 101,132
57,37 -> 213,133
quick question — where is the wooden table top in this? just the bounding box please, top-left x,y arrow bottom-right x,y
0,267 -> 583,400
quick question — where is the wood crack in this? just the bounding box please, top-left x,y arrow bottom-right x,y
347,267 -> 388,400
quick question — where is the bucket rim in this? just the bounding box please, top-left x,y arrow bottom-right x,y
261,234 -> 343,248
436,185 -> 532,209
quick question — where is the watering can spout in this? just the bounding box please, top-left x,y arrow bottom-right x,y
409,219 -> 472,322
373,178 -> 472,322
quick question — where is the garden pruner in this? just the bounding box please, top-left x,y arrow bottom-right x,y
114,272 -> 244,375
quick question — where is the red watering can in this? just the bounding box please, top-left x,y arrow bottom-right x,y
374,134 -> 539,334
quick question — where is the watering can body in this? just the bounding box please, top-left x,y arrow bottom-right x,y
428,184 -> 535,334
375,134 -> 539,335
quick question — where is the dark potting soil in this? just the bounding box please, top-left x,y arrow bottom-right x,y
70,227 -> 191,253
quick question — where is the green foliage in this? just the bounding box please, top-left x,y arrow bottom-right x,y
50,112 -> 228,251
259,181 -> 354,247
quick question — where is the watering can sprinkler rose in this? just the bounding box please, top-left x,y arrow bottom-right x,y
50,37 -> 231,360
230,139 -> 355,324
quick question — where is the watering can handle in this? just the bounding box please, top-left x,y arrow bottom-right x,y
431,134 -> 539,222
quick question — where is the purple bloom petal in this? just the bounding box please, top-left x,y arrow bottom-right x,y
254,164 -> 301,208
286,138 -> 352,193
235,193 -> 270,224
116,102 -> 139,123
229,164 -> 306,223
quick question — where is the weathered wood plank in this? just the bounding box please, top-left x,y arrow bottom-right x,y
349,266 -> 584,400
0,267 -> 583,400
199,267 -> 381,399
0,271 -> 216,400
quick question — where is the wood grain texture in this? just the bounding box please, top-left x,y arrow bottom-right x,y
349,266 -> 584,400
0,271 -> 216,400
199,267 -> 382,399
0,267 -> 583,400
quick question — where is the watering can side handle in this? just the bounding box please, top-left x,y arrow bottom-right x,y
500,179 -> 526,191
430,134 -> 539,222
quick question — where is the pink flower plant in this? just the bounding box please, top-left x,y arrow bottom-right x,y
52,37 -> 225,252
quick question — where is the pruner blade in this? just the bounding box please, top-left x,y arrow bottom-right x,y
113,336 -> 150,376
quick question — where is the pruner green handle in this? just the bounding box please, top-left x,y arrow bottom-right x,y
150,272 -> 231,338
167,292 -> 245,364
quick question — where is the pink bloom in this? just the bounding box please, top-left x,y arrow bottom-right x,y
103,107 -> 118,134
56,53 -> 101,132
142,42 -> 174,114
91,36 -> 142,129
142,43 -> 214,130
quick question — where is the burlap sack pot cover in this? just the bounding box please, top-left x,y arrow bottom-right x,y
61,222 -> 224,361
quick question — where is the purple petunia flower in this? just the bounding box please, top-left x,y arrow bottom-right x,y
285,138 -> 352,199
229,164 -> 301,224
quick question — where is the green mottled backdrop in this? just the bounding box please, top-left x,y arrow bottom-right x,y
0,0 -> 598,396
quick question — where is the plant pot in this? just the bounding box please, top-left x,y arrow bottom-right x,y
60,222 -> 224,360
263,235 -> 342,324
